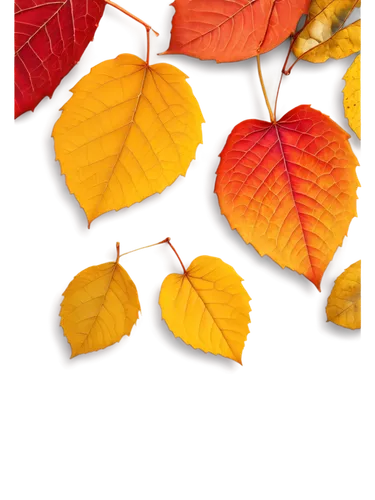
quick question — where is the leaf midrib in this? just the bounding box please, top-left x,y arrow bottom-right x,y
273,123 -> 317,284
184,273 -> 239,361
78,262 -> 119,349
89,64 -> 149,218
177,0 -> 272,52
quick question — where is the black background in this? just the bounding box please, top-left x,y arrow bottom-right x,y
8,0 -> 368,376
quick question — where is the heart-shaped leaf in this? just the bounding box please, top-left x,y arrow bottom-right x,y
15,0 -> 106,118
53,54 -> 204,226
160,255 -> 251,364
163,0 -> 310,63
61,258 -> 140,357
215,105 -> 359,290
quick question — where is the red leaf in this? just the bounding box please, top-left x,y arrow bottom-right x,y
163,0 -> 310,63
14,0 -> 106,118
215,105 -> 359,290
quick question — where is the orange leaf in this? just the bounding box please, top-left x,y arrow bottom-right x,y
215,105 -> 359,290
162,0 -> 310,63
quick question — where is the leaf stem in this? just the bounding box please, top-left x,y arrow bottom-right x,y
116,234 -> 173,261
105,0 -> 159,36
146,27 -> 151,65
116,242 -> 120,263
273,34 -> 296,117
167,239 -> 186,273
104,0 -> 159,64
256,55 -> 275,123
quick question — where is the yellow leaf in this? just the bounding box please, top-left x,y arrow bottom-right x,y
343,54 -> 361,139
53,54 -> 204,227
326,260 -> 361,330
60,258 -> 140,357
293,0 -> 360,62
159,256 -> 251,364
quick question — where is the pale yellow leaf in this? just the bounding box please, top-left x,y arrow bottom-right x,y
159,256 -> 251,364
293,0 -> 360,62
343,54 -> 361,139
326,260 -> 361,330
53,54 -> 204,227
60,260 -> 140,357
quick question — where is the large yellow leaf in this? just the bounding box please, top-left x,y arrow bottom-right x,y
159,256 -> 251,364
293,0 -> 360,63
326,260 -> 361,329
60,253 -> 140,357
343,55 -> 361,139
53,54 -> 204,227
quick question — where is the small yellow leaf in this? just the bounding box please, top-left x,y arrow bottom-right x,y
343,54 -> 361,139
159,256 -> 251,364
53,54 -> 204,227
60,260 -> 140,357
293,0 -> 360,62
326,260 -> 361,330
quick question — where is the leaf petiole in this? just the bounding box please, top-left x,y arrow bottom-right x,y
256,55 -> 275,123
104,0 -> 159,64
116,234 -> 173,262
105,0 -> 159,36
166,239 -> 186,274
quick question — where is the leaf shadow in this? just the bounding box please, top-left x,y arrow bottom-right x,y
49,283 -> 136,370
203,126 -> 318,297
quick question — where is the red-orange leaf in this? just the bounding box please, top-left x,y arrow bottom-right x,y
163,0 -> 310,63
215,105 -> 359,290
